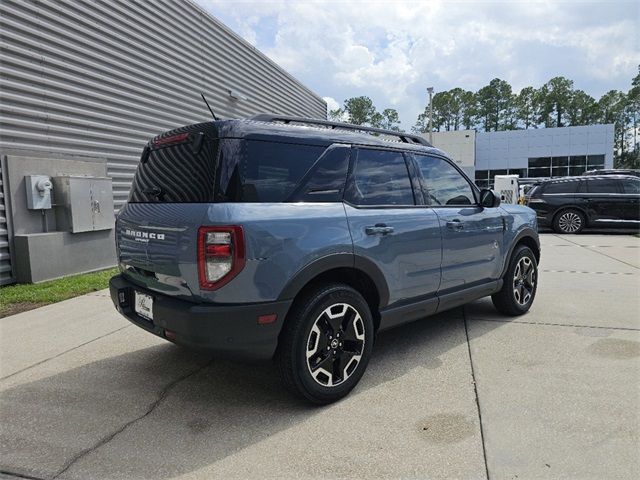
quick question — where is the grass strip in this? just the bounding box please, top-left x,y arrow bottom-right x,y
0,268 -> 118,318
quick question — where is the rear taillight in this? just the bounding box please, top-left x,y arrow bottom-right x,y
197,226 -> 245,290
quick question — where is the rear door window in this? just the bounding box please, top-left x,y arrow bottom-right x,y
241,140 -> 325,202
215,140 -> 325,202
287,146 -> 349,202
621,178 -> 640,194
344,149 -> 415,206
585,178 -> 622,194
543,180 -> 580,194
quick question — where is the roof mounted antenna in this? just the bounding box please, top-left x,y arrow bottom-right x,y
201,93 -> 218,121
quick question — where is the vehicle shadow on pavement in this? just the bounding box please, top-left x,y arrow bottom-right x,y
0,307 -> 508,480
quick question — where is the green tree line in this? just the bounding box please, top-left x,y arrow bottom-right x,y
328,96 -> 403,131
329,67 -> 639,168
412,68 -> 639,168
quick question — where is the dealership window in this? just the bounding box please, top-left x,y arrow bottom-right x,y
529,157 -> 551,168
474,170 -> 489,189
527,157 -> 551,179
528,168 -> 551,178
508,168 -> 527,178
552,166 -> 568,177
587,154 -> 605,169
567,154 -> 607,176
550,156 -> 568,177
490,169 -> 508,179
527,154 -> 606,179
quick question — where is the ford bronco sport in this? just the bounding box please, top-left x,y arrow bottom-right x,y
110,114 -> 540,404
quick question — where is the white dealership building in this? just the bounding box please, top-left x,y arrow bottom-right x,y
425,124 -> 615,188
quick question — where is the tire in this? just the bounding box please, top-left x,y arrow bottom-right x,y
553,208 -> 585,234
491,245 -> 538,316
276,283 -> 374,404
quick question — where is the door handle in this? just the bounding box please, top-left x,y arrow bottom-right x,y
446,219 -> 464,230
365,223 -> 394,235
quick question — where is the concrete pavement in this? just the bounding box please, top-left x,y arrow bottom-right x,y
1,233 -> 638,479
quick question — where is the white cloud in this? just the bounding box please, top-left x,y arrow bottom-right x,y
198,0 -> 640,128
323,96 -> 341,113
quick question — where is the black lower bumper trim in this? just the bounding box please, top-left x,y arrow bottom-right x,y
109,274 -> 292,360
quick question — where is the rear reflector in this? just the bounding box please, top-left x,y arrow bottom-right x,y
257,314 -> 277,325
164,329 -> 177,341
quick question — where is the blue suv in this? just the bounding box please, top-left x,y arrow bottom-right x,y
110,115 -> 540,404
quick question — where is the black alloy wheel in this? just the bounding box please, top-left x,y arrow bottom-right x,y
276,284 -> 374,404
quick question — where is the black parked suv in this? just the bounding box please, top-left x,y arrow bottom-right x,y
527,175 -> 640,233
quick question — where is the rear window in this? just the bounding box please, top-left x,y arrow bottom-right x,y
129,140 -> 218,203
543,180 -> 580,194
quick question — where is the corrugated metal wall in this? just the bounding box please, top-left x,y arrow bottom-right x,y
0,161 -> 11,283
0,0 -> 326,284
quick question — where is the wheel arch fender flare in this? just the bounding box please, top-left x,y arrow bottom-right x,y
500,228 -> 540,278
277,253 -> 390,309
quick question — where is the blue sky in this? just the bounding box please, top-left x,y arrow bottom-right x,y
196,0 -> 640,129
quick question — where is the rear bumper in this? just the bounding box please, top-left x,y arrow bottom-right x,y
109,274 -> 292,360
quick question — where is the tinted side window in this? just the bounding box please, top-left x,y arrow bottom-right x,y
585,178 -> 621,194
215,140 -> 325,202
345,149 -> 414,206
621,178 -> 640,194
543,180 -> 580,194
414,155 -> 475,206
288,146 -> 349,202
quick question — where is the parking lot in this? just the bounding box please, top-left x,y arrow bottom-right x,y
1,233 -> 638,480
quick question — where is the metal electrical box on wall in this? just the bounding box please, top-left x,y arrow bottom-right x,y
25,175 -> 53,209
52,176 -> 114,233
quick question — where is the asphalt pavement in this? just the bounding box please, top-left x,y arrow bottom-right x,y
1,233 -> 638,480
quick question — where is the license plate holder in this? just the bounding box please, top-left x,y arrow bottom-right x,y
134,291 -> 154,321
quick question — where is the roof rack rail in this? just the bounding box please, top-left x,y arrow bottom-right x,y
250,113 -> 432,147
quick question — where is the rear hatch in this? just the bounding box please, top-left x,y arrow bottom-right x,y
117,122 -> 218,300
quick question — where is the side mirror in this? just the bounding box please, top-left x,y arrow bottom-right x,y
480,189 -> 501,208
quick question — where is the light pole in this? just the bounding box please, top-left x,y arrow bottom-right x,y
427,87 -> 434,144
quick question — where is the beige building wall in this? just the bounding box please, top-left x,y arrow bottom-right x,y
429,130 -> 476,167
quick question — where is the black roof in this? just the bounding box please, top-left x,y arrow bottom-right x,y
214,116 -> 446,156
539,175 -> 639,184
